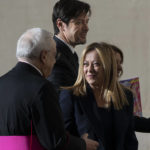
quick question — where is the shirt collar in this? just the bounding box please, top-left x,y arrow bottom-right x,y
55,35 -> 75,54
19,60 -> 43,76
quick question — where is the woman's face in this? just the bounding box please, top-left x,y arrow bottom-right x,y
115,52 -> 123,78
83,50 -> 104,88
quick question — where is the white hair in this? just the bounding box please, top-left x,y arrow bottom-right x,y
16,28 -> 54,59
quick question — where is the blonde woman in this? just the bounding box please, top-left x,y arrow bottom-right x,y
59,42 -> 138,150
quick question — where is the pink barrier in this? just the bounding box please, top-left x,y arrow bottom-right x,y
0,136 -> 44,150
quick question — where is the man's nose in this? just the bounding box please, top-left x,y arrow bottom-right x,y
82,22 -> 89,31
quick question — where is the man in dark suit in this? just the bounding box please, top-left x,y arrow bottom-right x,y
0,28 -> 99,150
47,0 -> 91,92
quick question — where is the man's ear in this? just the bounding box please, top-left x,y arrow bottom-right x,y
56,18 -> 65,32
40,50 -> 47,64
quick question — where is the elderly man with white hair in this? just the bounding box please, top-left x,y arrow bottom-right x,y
0,28 -> 99,150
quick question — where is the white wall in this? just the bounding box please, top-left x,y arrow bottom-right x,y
0,0 -> 53,75
0,0 -> 150,149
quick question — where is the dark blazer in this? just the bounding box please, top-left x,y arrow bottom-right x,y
0,62 -> 85,150
134,116 -> 150,132
47,36 -> 79,92
59,87 -> 138,150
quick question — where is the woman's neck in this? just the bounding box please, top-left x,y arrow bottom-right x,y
92,87 -> 109,108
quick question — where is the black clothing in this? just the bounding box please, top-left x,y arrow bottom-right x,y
97,108 -> 113,150
0,62 -> 85,150
59,86 -> 138,150
47,36 -> 79,92
134,116 -> 150,132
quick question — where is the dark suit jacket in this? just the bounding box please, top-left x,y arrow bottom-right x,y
134,116 -> 150,132
47,36 -> 79,92
0,62 -> 85,150
59,86 -> 138,150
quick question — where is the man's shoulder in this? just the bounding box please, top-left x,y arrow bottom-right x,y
54,36 -> 68,48
54,36 -> 72,54
0,65 -> 53,90
30,75 -> 54,89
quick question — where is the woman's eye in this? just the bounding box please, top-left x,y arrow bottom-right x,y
93,62 -> 100,66
83,62 -> 88,66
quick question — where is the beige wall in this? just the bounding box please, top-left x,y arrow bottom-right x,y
0,0 -> 53,75
1,0 -> 150,149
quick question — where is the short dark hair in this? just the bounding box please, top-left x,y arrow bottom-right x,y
52,0 -> 91,35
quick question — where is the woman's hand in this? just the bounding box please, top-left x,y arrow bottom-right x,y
81,133 -> 99,150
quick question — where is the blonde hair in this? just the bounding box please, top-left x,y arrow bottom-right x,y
66,42 -> 128,110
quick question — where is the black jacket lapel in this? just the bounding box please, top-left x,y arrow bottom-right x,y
54,36 -> 79,75
78,87 -> 105,146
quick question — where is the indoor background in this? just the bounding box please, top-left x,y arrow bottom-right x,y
0,0 -> 150,149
